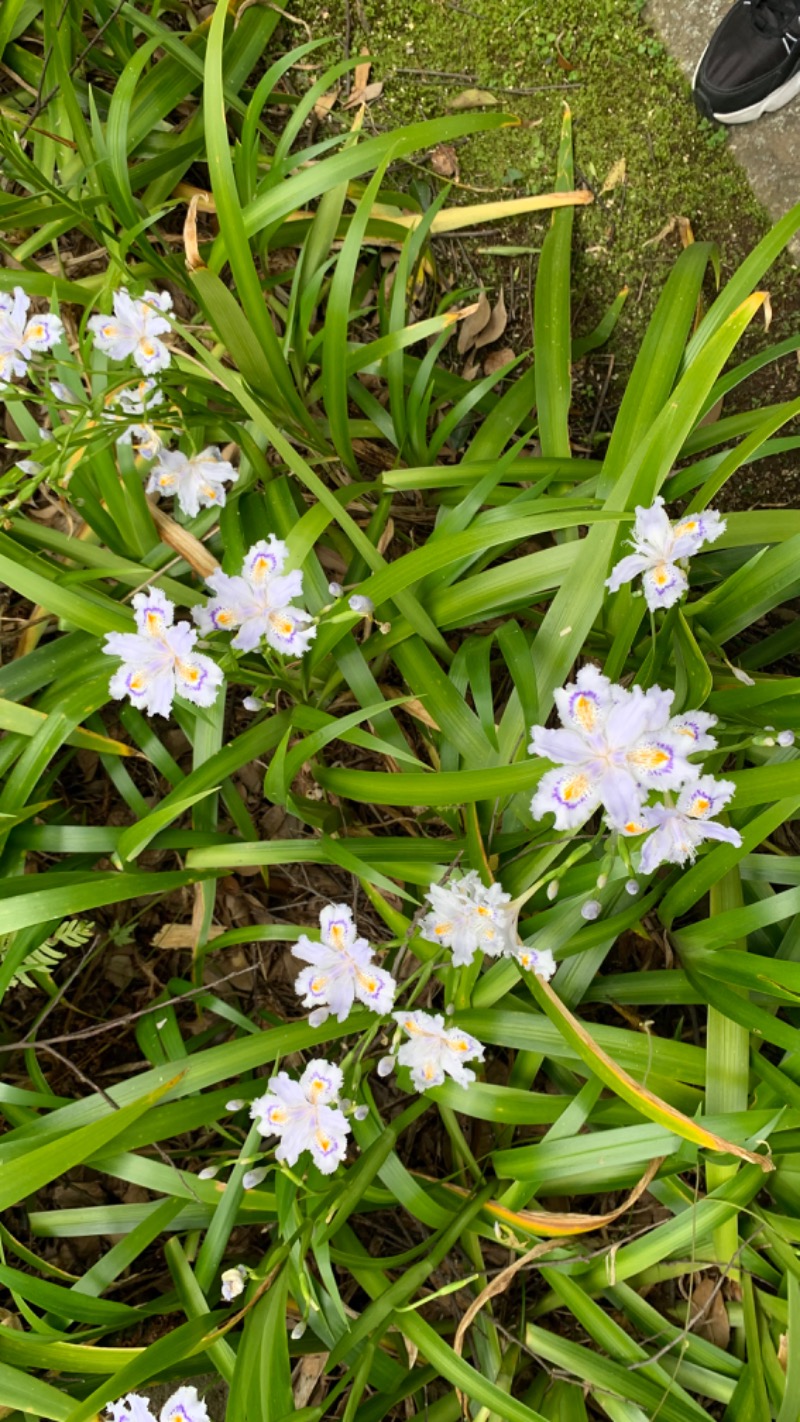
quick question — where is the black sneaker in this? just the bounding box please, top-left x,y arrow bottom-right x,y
693,0 -> 800,123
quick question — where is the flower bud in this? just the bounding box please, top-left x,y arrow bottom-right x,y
221,1265 -> 247,1301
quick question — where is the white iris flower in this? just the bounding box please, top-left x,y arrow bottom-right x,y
292,903 -> 396,1026
606,496 -> 725,611
623,776 -> 742,872
103,586 -> 222,718
529,665 -> 704,832
193,537 -> 316,658
392,1010 -> 484,1092
251,1060 -> 350,1175
147,447 -> 238,518
0,288 -> 63,381
420,870 -> 515,966
514,945 -> 557,981
106,1386 -> 209,1422
88,288 -> 173,374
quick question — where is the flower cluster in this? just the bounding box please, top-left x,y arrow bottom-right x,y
606,496 -> 725,612
0,288 -> 63,383
193,537 -> 316,658
420,869 -> 556,983
89,288 -> 173,375
66,293 -> 324,721
420,870 -> 514,965
385,1010 -> 485,1091
107,1387 -> 209,1422
147,446 -> 238,518
251,1060 -> 350,1175
530,665 -> 741,872
292,902 -> 396,1026
101,540 -> 319,717
529,665 -> 709,832
103,587 -> 222,718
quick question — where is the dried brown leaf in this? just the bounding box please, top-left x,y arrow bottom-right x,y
698,394 -> 724,428
386,693 -> 440,731
473,287 -> 507,351
183,193 -> 204,272
483,346 -> 516,376
456,289 -> 491,353
153,924 -> 224,950
147,500 -> 219,578
342,80 -> 383,110
312,88 -> 339,120
293,1354 -> 328,1408
377,517 -> 395,556
429,143 -> 459,179
447,87 -> 498,110
354,51 -> 371,92
688,1276 -> 730,1351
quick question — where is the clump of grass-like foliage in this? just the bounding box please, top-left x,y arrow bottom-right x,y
2,4 -> 800,1420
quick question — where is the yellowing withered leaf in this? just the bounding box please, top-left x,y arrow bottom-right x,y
643,214 -> 694,249
456,289 -> 491,353
473,287 -> 507,351
600,157 -> 626,196
447,88 -> 498,110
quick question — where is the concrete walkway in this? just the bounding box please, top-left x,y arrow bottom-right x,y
645,0 -> 800,250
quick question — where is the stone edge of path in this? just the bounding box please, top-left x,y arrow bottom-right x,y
645,0 -> 800,261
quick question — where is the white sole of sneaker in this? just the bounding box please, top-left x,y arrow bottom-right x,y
693,43 -> 800,123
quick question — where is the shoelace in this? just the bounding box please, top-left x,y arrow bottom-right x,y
751,0 -> 800,37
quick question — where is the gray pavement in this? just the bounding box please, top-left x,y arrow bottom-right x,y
645,0 -> 800,252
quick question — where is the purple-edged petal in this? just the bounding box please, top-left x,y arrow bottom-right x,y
132,585 -> 174,636
641,561 -> 687,611
531,766 -> 602,829
670,509 -> 726,559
